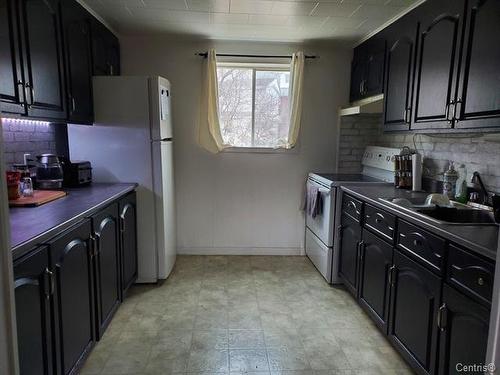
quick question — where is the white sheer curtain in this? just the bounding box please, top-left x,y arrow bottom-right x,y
198,48 -> 227,153
284,51 -> 305,149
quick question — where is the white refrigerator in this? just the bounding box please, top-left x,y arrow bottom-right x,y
68,76 -> 176,283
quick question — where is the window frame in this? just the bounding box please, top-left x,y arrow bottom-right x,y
217,62 -> 294,152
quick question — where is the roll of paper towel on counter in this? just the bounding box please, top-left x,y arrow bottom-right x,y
412,153 -> 422,191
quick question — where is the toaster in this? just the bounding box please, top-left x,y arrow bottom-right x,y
61,159 -> 92,187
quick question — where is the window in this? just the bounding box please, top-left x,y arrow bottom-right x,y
217,63 -> 291,148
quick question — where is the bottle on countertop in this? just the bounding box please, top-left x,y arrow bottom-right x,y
443,161 -> 459,199
455,164 -> 468,204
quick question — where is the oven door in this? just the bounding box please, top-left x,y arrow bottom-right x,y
305,179 -> 335,247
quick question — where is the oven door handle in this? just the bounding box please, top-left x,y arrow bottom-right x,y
318,188 -> 331,195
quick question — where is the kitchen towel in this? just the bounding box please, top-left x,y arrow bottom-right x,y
302,183 -> 322,218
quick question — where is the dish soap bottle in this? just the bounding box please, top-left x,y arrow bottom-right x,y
455,164 -> 468,204
443,161 -> 459,199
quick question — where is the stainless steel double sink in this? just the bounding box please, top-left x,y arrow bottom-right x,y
379,196 -> 498,226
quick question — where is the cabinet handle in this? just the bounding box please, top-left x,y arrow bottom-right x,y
45,268 -> 55,298
25,83 -> 35,107
336,225 -> 343,235
89,235 -> 96,258
446,101 -> 455,123
454,98 -> 462,122
359,241 -> 365,261
388,265 -> 396,286
437,303 -> 447,331
95,233 -> 101,256
109,63 -> 114,76
71,97 -> 76,113
347,201 -> 359,215
478,277 -> 485,286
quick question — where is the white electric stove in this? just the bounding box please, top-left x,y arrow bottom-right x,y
305,146 -> 401,283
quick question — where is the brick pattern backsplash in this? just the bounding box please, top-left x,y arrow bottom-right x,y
337,114 -> 381,173
337,114 -> 500,193
2,121 -> 57,167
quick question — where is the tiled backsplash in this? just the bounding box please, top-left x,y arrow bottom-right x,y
338,114 -> 500,193
1,120 -> 57,167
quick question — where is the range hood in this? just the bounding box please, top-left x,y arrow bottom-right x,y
339,94 -> 384,116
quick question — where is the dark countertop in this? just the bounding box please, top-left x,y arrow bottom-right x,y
10,183 -> 137,261
341,185 -> 499,261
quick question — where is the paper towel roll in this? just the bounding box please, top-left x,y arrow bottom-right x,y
412,153 -> 422,191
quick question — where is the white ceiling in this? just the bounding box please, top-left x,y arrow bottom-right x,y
82,0 -> 420,43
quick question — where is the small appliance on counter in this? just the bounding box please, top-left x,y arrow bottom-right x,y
60,157 -> 92,187
34,154 -> 64,190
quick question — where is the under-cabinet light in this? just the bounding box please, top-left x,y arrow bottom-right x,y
1,117 -> 51,126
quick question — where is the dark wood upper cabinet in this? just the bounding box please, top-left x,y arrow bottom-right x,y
92,203 -> 121,339
358,229 -> 393,334
61,0 -> 93,124
411,0 -> 466,131
91,18 -> 120,76
0,0 -> 26,115
338,213 -> 362,297
388,250 -> 441,375
438,284 -> 490,374
454,0 -> 500,129
18,0 -> 66,120
14,246 -> 54,375
119,192 -> 138,296
383,14 -> 419,131
49,219 -> 95,375
349,38 -> 386,102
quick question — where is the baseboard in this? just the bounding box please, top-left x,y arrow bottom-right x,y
177,247 -> 304,256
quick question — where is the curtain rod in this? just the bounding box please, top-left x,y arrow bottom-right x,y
196,52 -> 318,59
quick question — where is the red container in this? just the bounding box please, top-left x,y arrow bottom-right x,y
6,171 -> 21,200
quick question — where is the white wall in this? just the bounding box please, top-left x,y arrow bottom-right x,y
120,37 -> 351,255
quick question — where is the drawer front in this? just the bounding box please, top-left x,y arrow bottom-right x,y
342,194 -> 363,222
397,220 -> 446,273
364,204 -> 396,242
448,244 -> 494,305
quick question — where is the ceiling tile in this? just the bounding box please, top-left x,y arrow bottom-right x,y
271,1 -> 318,16
230,0 -> 274,14
211,13 -> 249,24
142,0 -> 187,10
187,0 -> 230,13
312,2 -> 360,16
248,14 -> 290,25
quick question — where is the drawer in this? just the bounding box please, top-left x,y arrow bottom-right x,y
397,220 -> 446,273
364,204 -> 396,242
448,244 -> 495,305
342,194 -> 363,222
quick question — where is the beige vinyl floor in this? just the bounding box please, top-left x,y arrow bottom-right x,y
81,255 -> 414,375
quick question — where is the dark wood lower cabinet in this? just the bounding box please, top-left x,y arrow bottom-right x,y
358,229 -> 393,333
119,192 -> 138,297
49,219 -> 95,375
338,214 -> 361,296
13,246 -> 54,375
438,285 -> 490,374
92,203 -> 121,339
388,250 -> 441,375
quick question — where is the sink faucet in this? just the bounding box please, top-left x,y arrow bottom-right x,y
470,171 -> 490,205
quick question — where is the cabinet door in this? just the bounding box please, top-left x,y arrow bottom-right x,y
358,229 -> 393,333
364,44 -> 386,97
92,203 -> 121,339
49,220 -> 95,375
438,285 -> 490,374
91,19 -> 119,76
384,16 -> 418,131
388,250 -> 441,374
455,0 -> 500,129
119,192 -> 137,296
0,0 -> 26,115
18,0 -> 66,119
349,55 -> 365,102
61,0 -> 93,124
14,246 -> 54,375
412,0 -> 466,130
338,214 -> 361,296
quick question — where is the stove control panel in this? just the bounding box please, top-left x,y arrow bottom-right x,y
361,146 -> 402,171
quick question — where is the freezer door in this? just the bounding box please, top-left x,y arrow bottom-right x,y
152,140 -> 176,279
149,76 -> 172,141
